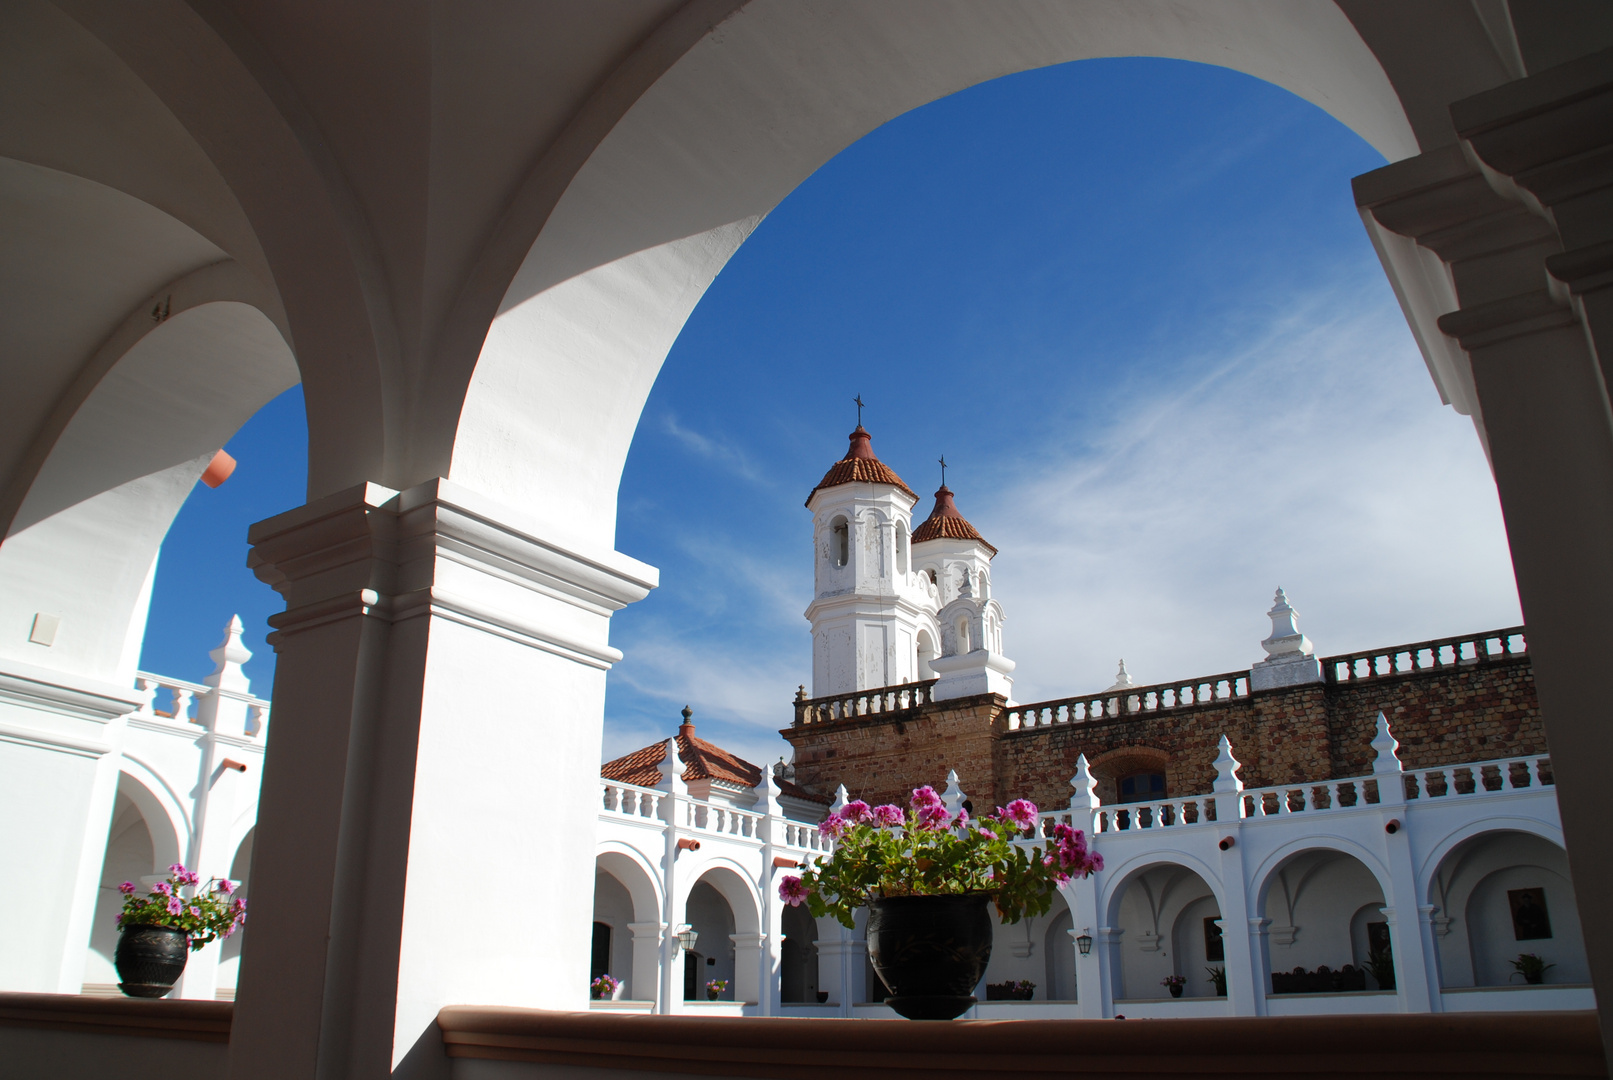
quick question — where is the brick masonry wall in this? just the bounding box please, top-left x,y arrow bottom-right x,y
784,657 -> 1544,812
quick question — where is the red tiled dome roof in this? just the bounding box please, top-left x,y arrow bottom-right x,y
600,710 -> 829,804
805,427 -> 917,507
912,486 -> 997,555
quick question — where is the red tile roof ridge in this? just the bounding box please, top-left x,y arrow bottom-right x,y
601,729 -> 829,804
912,485 -> 997,555
805,426 -> 917,506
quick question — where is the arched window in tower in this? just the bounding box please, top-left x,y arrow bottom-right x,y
917,629 -> 937,677
926,568 -> 937,587
830,517 -> 849,567
979,572 -> 990,600
956,616 -> 971,654
895,522 -> 909,575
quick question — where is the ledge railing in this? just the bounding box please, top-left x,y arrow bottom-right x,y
1324,627 -> 1526,684
1007,671 -> 1251,731
793,680 -> 939,727
1076,752 -> 1553,834
599,779 -> 829,853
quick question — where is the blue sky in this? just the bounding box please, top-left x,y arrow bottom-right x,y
140,58 -> 1521,772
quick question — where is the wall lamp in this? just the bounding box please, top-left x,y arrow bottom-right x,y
1075,929 -> 1093,956
676,927 -> 699,957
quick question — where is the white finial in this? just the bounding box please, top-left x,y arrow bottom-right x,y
1105,660 -> 1134,692
941,769 -> 967,815
1070,754 -> 1098,811
760,764 -> 784,816
1213,735 -> 1244,793
1371,712 -> 1402,774
1261,588 -> 1313,659
658,738 -> 686,794
830,784 -> 851,815
203,615 -> 253,693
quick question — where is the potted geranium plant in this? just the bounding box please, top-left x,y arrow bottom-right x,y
590,974 -> 620,1000
1161,974 -> 1187,998
705,978 -> 728,1001
114,864 -> 246,997
1509,953 -> 1554,985
779,786 -> 1100,1020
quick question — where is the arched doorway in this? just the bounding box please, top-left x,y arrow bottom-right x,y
1108,863 -> 1221,1001
1043,905 -> 1078,1002
680,865 -> 762,1006
779,901 -> 819,1004
594,850 -> 662,1004
1259,849 -> 1388,994
1429,830 -> 1589,990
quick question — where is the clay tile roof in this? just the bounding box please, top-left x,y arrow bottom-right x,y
600,713 -> 829,804
805,426 -> 918,507
911,486 -> 997,555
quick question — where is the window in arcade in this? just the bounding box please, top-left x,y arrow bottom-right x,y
1117,771 -> 1167,804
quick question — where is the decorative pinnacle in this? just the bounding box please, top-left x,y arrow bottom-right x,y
1261,587 -> 1313,660
1212,735 -> 1243,794
1106,659 -> 1134,692
1070,754 -> 1098,810
1371,711 -> 1403,774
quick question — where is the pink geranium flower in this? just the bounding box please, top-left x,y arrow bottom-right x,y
778,875 -> 809,907
910,785 -> 943,811
842,799 -> 872,823
1003,799 -> 1039,831
819,812 -> 849,839
872,804 -> 904,827
118,882 -> 136,895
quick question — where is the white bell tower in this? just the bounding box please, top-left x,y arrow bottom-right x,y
909,484 -> 1014,702
804,426 -> 938,696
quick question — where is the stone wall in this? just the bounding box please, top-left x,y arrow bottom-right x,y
783,655 -> 1544,812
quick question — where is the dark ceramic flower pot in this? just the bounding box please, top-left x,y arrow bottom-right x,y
1168,983 -> 1184,998
115,923 -> 189,998
867,894 -> 993,1020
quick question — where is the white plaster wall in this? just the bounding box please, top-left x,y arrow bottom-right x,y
1043,908 -> 1077,1001
216,828 -> 253,995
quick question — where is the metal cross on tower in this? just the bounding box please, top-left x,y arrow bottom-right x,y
938,455 -> 947,487
854,394 -> 865,427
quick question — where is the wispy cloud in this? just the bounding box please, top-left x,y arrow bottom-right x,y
661,412 -> 771,485
979,278 -> 1519,704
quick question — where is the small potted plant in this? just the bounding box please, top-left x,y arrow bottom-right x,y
114,864 -> 246,997
705,978 -> 729,1001
1206,966 -> 1226,996
1365,947 -> 1396,991
779,787 -> 1100,1020
590,974 -> 620,1000
1161,974 -> 1186,998
1509,953 -> 1554,985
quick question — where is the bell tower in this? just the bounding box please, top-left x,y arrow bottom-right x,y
804,426 -> 937,695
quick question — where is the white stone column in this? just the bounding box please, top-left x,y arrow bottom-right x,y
1359,59 -> 1613,1062
1095,927 -> 1123,1016
224,480 -> 655,1080
177,617 -> 256,1001
627,921 -> 664,1007
1067,872 -> 1103,1019
730,932 -> 766,1006
1369,714 -> 1438,1013
658,740 -> 686,1015
0,665 -> 140,992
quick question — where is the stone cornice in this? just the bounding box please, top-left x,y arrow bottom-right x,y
0,661 -> 144,723
250,478 -> 655,666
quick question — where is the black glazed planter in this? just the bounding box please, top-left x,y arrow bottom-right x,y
1168,983 -> 1184,998
867,894 -> 993,1020
115,924 -> 189,997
